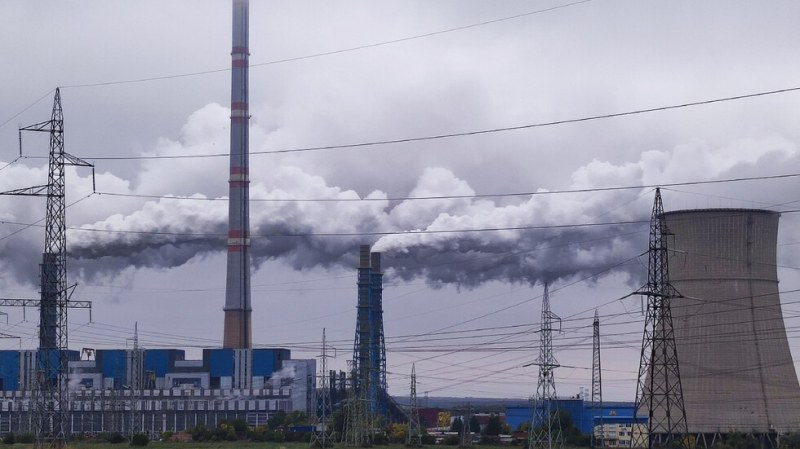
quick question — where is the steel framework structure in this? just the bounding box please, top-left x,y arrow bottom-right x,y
128,323 -> 143,441
633,188 -> 688,449
0,88 -> 94,448
406,364 -> 422,447
343,360 -> 373,447
591,310 -> 603,449
311,329 -> 334,449
529,283 -> 564,449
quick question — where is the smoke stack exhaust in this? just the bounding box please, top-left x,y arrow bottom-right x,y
223,0 -> 252,349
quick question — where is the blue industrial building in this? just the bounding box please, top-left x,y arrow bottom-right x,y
506,399 -> 637,434
0,347 -> 314,436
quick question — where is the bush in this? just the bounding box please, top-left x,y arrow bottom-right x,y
2,433 -> 15,445
15,434 -> 34,444
130,433 -> 149,446
97,432 -> 126,444
159,431 -> 173,441
444,435 -> 460,445
373,432 -> 389,445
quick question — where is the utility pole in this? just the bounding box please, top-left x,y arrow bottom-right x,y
406,363 -> 422,447
0,88 -> 94,449
528,282 -> 564,449
591,310 -> 603,449
633,188 -> 688,449
311,329 -> 334,449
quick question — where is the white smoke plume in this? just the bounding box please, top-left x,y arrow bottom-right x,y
1,103 -> 797,290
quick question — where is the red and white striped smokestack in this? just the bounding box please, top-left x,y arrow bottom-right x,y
223,0 -> 252,349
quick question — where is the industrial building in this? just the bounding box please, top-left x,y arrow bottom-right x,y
506,399 -> 640,446
0,348 -> 315,436
506,399 -> 636,434
663,209 -> 800,443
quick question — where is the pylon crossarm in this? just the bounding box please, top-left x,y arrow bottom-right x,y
62,152 -> 93,168
0,298 -> 91,309
0,184 -> 49,197
19,119 -> 52,133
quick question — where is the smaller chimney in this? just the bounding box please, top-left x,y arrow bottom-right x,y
370,252 -> 381,273
359,245 -> 371,269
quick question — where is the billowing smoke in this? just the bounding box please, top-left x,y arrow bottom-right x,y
3,103 -> 797,290
66,164 -> 649,288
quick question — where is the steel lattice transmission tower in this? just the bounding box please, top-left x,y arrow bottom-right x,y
633,188 -> 688,449
407,363 -> 422,447
343,360 -> 372,447
0,88 -> 95,449
128,323 -> 144,441
529,282 -> 564,449
460,403 -> 474,448
311,329 -> 334,449
591,310 -> 604,449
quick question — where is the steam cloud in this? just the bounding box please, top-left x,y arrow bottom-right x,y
65,164 -> 648,288
2,104 -> 795,290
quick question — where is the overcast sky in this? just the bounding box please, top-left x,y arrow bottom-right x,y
2,0 -> 800,401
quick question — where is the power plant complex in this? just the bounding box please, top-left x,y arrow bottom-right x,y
0,1 -> 800,448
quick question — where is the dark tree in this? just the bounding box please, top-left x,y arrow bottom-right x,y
450,417 -> 463,433
484,414 -> 502,436
469,415 -> 481,433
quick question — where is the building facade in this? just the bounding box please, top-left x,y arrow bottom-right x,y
0,348 -> 314,437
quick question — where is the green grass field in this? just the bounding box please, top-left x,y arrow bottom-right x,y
2,443 -> 542,449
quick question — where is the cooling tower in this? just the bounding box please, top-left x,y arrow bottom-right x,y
663,209 -> 800,437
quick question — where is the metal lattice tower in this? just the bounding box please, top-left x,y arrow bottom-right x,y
1,88 -> 94,449
633,188 -> 688,449
461,404 -> 474,448
528,282 -> 564,449
311,328 -> 334,449
350,245 -> 388,432
406,363 -> 422,447
128,322 -> 143,440
343,360 -> 372,447
591,310 -> 604,449
369,252 -> 387,416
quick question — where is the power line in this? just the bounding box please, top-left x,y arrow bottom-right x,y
92,172 -> 800,202
0,216 -> 648,238
0,89 -> 55,130
43,86 -> 800,161
57,1 -> 592,90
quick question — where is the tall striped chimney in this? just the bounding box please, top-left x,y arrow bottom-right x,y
223,0 -> 252,349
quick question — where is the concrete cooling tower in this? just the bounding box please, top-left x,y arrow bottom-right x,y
663,209 -> 800,440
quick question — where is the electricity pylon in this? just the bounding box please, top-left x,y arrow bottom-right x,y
591,310 -> 604,449
311,329 -> 334,448
633,188 -> 688,449
528,282 -> 563,449
343,360 -> 372,447
407,364 -> 422,447
0,88 -> 94,449
128,323 -> 143,441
